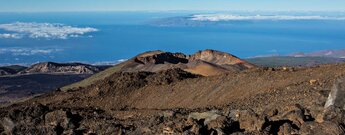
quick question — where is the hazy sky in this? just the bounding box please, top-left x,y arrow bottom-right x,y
1,0 -> 345,12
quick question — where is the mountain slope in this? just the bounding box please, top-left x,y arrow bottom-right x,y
46,63 -> 344,110
62,49 -> 255,90
0,69 -> 13,76
0,65 -> 27,76
2,62 -> 345,134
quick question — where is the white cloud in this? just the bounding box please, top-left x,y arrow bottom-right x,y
117,59 -> 128,62
190,14 -> 345,21
92,59 -> 128,65
0,33 -> 21,39
0,22 -> 98,39
0,47 -> 62,56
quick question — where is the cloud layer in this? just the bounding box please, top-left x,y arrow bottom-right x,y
0,22 -> 98,39
0,47 -> 62,56
190,14 -> 345,21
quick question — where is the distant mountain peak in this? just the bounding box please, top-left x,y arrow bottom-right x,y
135,51 -> 188,65
0,65 -> 27,76
125,49 -> 256,76
19,62 -> 104,74
189,49 -> 254,67
136,50 -> 165,58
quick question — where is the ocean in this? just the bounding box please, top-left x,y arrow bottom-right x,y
0,11 -> 345,65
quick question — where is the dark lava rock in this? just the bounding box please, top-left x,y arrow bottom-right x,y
316,106 -> 345,124
44,110 -> 80,133
135,51 -> 188,64
236,109 -> 266,132
278,123 -> 294,135
299,121 -> 345,135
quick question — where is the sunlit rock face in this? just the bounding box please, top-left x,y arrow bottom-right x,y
325,76 -> 345,109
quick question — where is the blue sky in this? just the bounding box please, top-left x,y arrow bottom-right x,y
1,0 -> 345,12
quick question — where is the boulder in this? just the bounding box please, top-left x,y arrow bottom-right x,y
278,123 -> 293,135
281,106 -> 305,128
235,110 -> 266,132
1,117 -> 15,134
6,103 -> 49,127
207,116 -> 229,130
45,110 -> 70,128
187,111 -> 238,134
270,105 -> 305,129
299,121 -> 345,135
188,110 -> 221,125
325,76 -> 345,109
184,117 -> 202,134
207,116 -> 235,134
44,110 -> 81,134
316,106 -> 345,124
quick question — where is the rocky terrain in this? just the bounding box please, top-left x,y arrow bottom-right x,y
1,50 -> 345,135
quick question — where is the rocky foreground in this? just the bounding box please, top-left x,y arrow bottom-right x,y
1,50 -> 345,135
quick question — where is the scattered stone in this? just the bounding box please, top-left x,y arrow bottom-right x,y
140,127 -> 152,134
309,79 -> 318,85
282,67 -> 288,71
163,127 -> 174,134
162,111 -> 175,118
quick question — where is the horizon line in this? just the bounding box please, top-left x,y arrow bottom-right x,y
1,9 -> 345,13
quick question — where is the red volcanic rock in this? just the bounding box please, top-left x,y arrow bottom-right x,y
123,49 -> 256,76
188,49 -> 256,69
